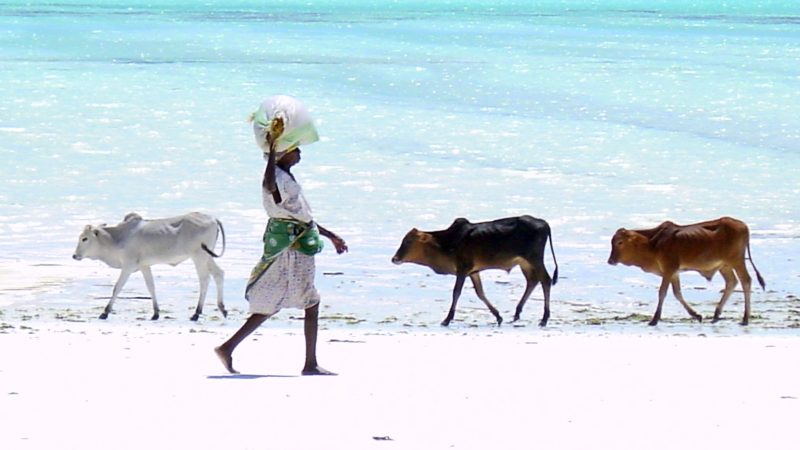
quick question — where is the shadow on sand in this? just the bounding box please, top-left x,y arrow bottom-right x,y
207,374 -> 297,380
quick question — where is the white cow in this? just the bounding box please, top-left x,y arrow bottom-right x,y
73,212 -> 226,321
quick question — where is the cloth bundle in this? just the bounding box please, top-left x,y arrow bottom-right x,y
252,95 -> 319,158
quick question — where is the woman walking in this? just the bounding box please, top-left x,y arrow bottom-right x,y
215,96 -> 347,375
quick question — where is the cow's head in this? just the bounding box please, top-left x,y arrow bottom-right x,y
72,225 -> 108,261
391,228 -> 436,265
607,228 -> 649,266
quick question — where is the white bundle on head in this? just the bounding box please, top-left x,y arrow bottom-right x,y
252,95 -> 319,158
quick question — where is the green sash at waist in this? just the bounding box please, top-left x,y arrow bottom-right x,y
245,218 -> 323,300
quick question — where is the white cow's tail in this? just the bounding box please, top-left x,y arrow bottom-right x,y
202,219 -> 226,258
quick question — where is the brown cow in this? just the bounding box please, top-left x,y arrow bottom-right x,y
607,216 -> 765,326
392,216 -> 559,327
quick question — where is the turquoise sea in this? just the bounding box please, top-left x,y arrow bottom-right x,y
1,0 -> 798,332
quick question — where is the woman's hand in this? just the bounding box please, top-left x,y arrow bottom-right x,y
330,235 -> 348,254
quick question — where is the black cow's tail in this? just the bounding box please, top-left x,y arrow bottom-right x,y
201,219 -> 226,258
548,226 -> 559,285
746,238 -> 765,290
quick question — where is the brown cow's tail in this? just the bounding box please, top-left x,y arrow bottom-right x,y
202,219 -> 227,258
746,239 -> 765,290
548,227 -> 559,285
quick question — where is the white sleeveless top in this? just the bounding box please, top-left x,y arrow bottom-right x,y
262,167 -> 313,223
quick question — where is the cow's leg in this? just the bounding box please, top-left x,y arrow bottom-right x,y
732,263 -> 753,326
513,263 -> 551,326
650,276 -> 671,326
469,273 -> 502,326
191,256 -> 211,321
670,276 -> 702,322
208,258 -> 226,318
101,268 -> 133,319
512,278 -> 538,323
140,266 -> 160,320
539,272 -> 552,327
443,274 -> 467,326
712,267 -> 738,323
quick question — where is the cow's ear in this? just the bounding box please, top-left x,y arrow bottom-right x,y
410,228 -> 419,234
418,233 -> 440,248
95,228 -> 112,240
84,225 -> 92,232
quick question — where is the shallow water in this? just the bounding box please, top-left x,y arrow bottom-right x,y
1,1 -> 798,333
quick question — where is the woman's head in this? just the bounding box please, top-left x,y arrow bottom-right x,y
277,148 -> 301,169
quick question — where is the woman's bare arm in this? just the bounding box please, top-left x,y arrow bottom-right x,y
263,132 -> 282,204
317,224 -> 348,254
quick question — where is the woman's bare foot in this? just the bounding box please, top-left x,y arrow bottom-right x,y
301,365 -> 337,376
214,346 -> 239,374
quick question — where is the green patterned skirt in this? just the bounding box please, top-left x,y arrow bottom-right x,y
245,218 -> 323,300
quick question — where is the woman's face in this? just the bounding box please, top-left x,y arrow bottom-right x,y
279,148 -> 301,167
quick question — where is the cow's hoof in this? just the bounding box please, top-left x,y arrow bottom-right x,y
151,314 -> 159,321
648,320 -> 658,326
740,320 -> 749,326
221,309 -> 228,318
495,317 -> 503,327
99,312 -> 109,320
440,320 -> 451,327
190,314 -> 200,321
538,320 -> 548,327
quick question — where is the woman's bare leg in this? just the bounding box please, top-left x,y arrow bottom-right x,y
215,313 -> 270,374
301,303 -> 336,376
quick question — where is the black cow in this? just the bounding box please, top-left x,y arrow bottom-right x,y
392,216 -> 559,326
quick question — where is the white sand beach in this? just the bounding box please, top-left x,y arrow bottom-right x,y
1,316 -> 798,450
